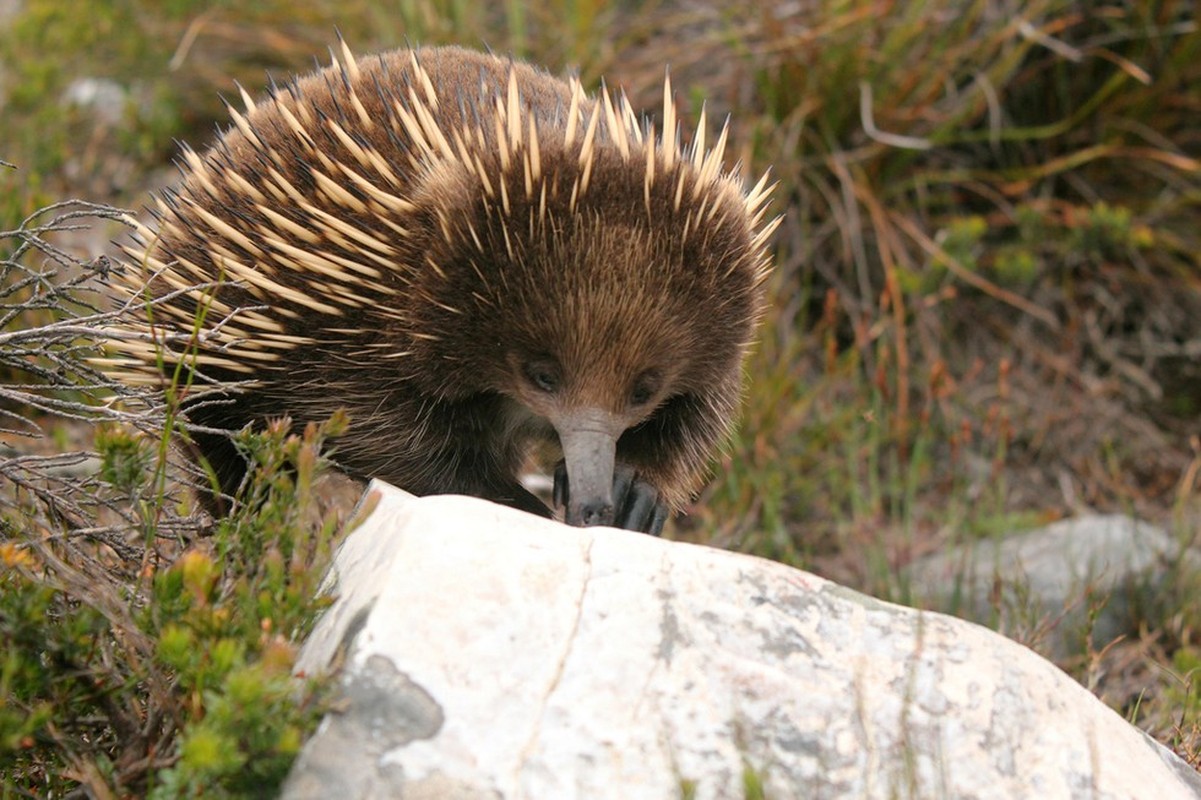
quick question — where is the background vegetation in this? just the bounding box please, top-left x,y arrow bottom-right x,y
2,0 -> 1198,795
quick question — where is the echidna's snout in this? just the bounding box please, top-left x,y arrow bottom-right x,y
555,410 -> 620,527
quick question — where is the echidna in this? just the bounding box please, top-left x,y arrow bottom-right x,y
110,41 -> 778,534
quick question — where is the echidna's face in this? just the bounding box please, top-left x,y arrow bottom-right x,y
500,342 -> 681,528
503,345 -> 671,526
468,211 -> 757,526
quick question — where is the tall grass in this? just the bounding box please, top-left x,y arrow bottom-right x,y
670,0 -> 1201,553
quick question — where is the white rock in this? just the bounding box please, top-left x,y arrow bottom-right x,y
283,481 -> 1201,800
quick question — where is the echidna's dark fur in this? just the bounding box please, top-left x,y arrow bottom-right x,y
110,41 -> 777,533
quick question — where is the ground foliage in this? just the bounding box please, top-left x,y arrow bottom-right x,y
1,206 -> 344,795
1,0 -> 1199,793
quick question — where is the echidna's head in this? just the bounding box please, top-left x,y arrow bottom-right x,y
403,81 -> 777,525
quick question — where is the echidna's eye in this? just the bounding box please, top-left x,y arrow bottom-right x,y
523,359 -> 561,394
629,370 -> 662,408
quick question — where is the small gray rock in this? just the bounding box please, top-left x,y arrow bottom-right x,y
906,514 -> 1198,656
61,78 -> 129,126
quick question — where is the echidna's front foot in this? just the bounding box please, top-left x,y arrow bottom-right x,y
553,462 -> 669,536
610,464 -> 670,536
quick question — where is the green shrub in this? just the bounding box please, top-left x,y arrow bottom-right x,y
1,416 -> 343,797
1,204 -> 343,796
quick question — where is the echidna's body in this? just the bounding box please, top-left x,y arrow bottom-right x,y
112,42 -> 777,533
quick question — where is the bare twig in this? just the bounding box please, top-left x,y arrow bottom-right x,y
1,200 -> 218,549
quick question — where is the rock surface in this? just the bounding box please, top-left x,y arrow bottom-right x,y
282,482 -> 1201,800
906,515 -> 1196,657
